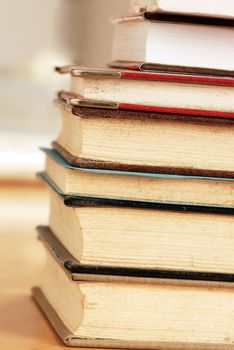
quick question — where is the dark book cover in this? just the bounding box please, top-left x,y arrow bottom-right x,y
38,170 -> 234,215
37,225 -> 234,284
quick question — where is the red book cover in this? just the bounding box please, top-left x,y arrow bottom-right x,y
56,66 -> 234,119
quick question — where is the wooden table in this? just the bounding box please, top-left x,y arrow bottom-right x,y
0,183 -> 67,349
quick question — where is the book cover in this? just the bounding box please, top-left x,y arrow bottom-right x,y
37,225 -> 234,285
55,66 -> 234,119
38,170 -> 234,215
44,147 -> 234,181
112,12 -> 234,27
32,226 -> 234,348
110,12 -> 234,77
51,138 -> 234,181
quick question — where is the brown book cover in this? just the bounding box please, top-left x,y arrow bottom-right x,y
53,97 -> 234,178
56,94 -> 234,125
109,60 -> 234,78
52,140 -> 234,179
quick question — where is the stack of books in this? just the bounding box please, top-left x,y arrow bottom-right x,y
33,1 -> 234,348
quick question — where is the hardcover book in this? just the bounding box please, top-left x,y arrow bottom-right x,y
110,12 -> 234,75
33,231 -> 234,349
52,97 -> 234,177
43,147 -> 234,207
56,66 -> 234,118
37,171 -> 234,274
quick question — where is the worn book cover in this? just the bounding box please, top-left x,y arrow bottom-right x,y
37,170 -> 234,215
52,97 -> 234,178
56,66 -> 234,119
37,225 -> 234,284
33,226 -> 234,348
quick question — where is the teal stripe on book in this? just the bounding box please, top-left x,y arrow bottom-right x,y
41,148 -> 234,181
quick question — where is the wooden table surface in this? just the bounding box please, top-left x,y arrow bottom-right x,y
0,183 -> 68,349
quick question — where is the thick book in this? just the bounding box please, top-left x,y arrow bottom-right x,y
56,66 -> 234,118
36,225 -> 234,283
33,231 -> 234,349
110,12 -> 234,76
53,97 -> 234,177
38,171 -> 234,274
43,147 -> 234,207
130,0 -> 234,19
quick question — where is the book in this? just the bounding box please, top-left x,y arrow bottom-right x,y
110,13 -> 234,75
37,225 -> 234,283
52,97 -> 234,177
56,66 -> 234,117
38,171 -> 234,274
43,148 -> 234,207
33,232 -> 234,349
131,0 -> 234,19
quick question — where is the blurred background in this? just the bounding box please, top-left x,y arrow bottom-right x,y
1,3 -> 133,344
0,0 -> 130,235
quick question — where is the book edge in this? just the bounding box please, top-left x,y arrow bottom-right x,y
32,286 -> 73,345
112,11 -> 234,27
109,60 -> 234,78
32,287 -> 234,349
42,147 -> 234,181
52,141 -> 234,179
37,170 -> 234,214
55,65 -> 234,83
36,225 -> 234,285
56,94 -> 234,124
